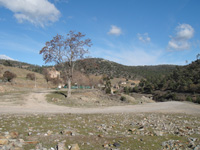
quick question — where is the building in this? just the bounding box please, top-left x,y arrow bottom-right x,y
48,67 -> 60,78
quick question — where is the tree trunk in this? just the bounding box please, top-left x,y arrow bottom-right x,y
67,78 -> 71,98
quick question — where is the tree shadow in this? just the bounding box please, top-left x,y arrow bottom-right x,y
54,91 -> 67,98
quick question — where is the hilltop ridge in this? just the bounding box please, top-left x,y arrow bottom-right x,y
0,57 -> 178,80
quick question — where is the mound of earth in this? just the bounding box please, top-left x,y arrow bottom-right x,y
47,89 -> 128,107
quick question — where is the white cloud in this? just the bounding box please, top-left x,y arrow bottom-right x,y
108,25 -> 122,36
168,40 -> 190,50
0,0 -> 60,27
175,24 -> 194,40
137,33 -> 151,43
0,55 -> 15,61
167,23 -> 194,51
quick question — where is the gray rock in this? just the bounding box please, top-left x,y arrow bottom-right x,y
56,142 -> 67,150
113,142 -> 120,148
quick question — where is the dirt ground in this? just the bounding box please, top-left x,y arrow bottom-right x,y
0,89 -> 200,114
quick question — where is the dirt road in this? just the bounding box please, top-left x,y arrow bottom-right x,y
0,90 -> 200,114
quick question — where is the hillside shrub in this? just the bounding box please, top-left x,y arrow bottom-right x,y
3,60 -> 12,66
186,96 -> 193,102
105,87 -> 111,94
120,96 -> 126,102
124,87 -> 129,94
195,96 -> 200,104
3,71 -> 17,82
26,73 -> 35,80
132,86 -> 139,92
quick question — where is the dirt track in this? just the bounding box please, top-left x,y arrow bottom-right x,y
0,90 -> 200,114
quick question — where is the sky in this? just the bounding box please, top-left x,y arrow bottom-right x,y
0,0 -> 200,66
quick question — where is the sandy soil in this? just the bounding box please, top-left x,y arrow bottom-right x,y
0,89 -> 200,114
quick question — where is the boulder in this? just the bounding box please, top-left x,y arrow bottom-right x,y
10,132 -> 19,138
0,139 -> 8,145
70,144 -> 80,150
57,142 -> 67,150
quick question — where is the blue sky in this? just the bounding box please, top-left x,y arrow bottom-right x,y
0,0 -> 200,66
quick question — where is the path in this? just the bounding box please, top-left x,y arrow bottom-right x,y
0,90 -> 200,114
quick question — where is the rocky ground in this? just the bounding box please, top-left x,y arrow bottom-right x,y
0,113 -> 200,150
0,89 -> 200,150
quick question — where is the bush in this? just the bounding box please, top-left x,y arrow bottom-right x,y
26,73 -> 35,80
3,71 -> 17,82
105,87 -> 111,94
186,96 -> 193,102
195,96 -> 200,104
124,87 -> 129,94
120,96 -> 126,102
50,77 -> 62,86
3,60 -> 12,66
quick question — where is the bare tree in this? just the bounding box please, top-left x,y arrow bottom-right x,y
40,31 -> 92,97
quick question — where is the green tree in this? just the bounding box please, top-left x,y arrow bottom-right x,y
3,60 -> 12,66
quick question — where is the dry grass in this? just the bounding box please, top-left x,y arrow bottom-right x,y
0,65 -> 47,91
46,89 -> 127,107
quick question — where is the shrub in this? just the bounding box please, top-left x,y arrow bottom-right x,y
26,73 -> 35,80
3,71 -> 17,82
3,60 -> 12,66
195,96 -> 200,104
186,96 -> 193,102
50,77 -> 62,86
132,86 -> 139,92
124,87 -> 129,94
120,96 -> 126,102
105,87 -> 111,94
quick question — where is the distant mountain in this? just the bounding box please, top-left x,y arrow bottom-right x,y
0,55 -> 15,61
71,58 -> 177,79
1,57 -> 178,79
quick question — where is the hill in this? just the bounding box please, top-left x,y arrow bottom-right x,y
0,59 -> 44,73
137,59 -> 200,103
0,57 -> 179,85
71,58 -> 177,79
0,64 -> 47,93
0,58 -> 177,80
